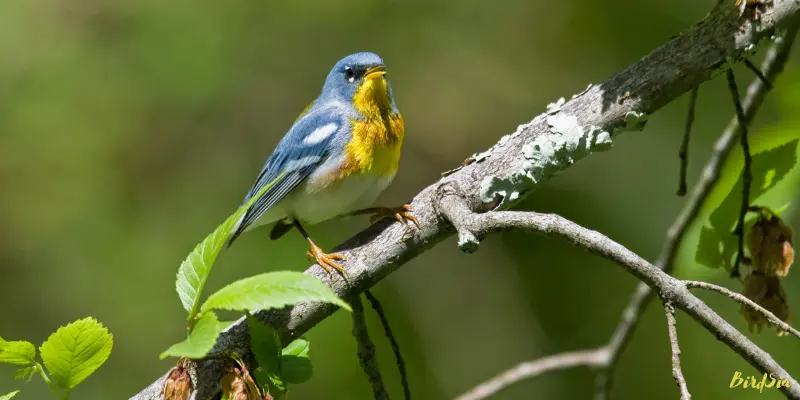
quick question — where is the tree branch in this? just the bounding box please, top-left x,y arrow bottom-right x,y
439,196 -> 800,399
594,23 -> 798,400
663,302 -> 691,400
454,349 -> 610,400
131,3 -> 800,399
685,280 -> 800,339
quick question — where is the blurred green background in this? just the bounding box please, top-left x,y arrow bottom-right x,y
2,0 -> 800,399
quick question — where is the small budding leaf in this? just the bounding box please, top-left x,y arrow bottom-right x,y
39,317 -> 113,391
280,339 -> 312,384
161,312 -> 231,360
0,337 -> 36,366
200,271 -> 352,314
13,366 -> 36,383
176,173 -> 285,318
0,391 -> 20,400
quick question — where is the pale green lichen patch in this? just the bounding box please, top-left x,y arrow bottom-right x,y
617,110 -> 649,133
478,110 -> 615,209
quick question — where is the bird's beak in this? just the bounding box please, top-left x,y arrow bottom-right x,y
364,65 -> 386,80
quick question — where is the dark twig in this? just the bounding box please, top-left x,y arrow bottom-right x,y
684,280 -> 800,338
352,295 -> 390,400
455,349 -> 610,400
365,290 -> 411,400
593,29 -> 797,400
726,69 -> 753,279
663,302 -> 691,400
677,86 -> 699,196
743,58 -> 774,90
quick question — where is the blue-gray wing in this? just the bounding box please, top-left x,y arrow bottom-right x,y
227,110 -> 344,245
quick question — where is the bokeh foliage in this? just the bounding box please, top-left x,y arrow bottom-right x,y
1,0 -> 799,399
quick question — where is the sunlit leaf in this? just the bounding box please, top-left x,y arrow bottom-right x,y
0,337 -> 35,366
39,318 -> 113,391
695,139 -> 799,270
176,172 -> 285,317
200,271 -> 351,314
0,391 -> 19,400
160,312 -> 231,360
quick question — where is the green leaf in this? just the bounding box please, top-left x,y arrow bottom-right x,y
0,337 -> 35,366
254,368 -> 286,400
0,391 -> 19,400
39,318 -> 113,391
247,315 -> 281,376
160,311 -> 231,359
176,172 -> 286,318
281,339 -> 312,384
13,366 -> 36,383
695,139 -> 799,270
281,339 -> 309,358
200,271 -> 351,314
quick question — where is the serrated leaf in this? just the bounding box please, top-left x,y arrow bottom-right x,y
176,172 -> 286,317
200,271 -> 351,314
280,339 -> 312,384
0,337 -> 35,366
695,139 -> 799,270
247,315 -> 281,376
160,312 -> 230,360
0,391 -> 19,400
13,366 -> 36,383
39,318 -> 113,391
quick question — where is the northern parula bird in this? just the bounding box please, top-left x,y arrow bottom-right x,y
227,52 -> 417,275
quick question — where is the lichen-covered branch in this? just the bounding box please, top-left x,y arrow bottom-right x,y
131,3 -> 800,399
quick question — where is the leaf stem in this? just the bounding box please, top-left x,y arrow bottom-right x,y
35,362 -> 66,400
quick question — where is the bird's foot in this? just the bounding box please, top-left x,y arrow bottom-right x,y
357,205 -> 420,228
306,243 -> 346,277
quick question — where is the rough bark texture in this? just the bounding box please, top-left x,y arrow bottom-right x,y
132,2 -> 800,399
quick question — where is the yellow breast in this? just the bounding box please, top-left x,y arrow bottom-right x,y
341,75 -> 404,177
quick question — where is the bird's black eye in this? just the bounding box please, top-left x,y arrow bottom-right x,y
344,66 -> 355,83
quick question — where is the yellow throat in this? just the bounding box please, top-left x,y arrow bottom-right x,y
345,74 -> 404,176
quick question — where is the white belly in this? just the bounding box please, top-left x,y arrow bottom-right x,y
249,172 -> 395,229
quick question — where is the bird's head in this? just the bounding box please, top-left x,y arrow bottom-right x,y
321,52 -> 396,116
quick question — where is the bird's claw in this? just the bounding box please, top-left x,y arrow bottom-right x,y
368,204 -> 420,228
306,244 -> 346,277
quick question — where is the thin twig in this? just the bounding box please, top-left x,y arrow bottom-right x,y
726,69 -> 753,279
352,295 -> 390,400
743,58 -> 774,90
454,349 -> 610,400
663,302 -> 691,400
684,280 -> 800,338
365,290 -> 411,400
677,86 -> 699,196
593,29 -> 798,400
440,196 -> 800,399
